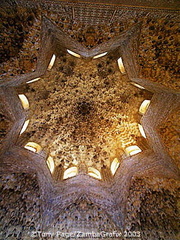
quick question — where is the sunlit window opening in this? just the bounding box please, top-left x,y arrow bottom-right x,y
111,158 -> 120,175
125,145 -> 142,156
48,54 -> 56,70
46,156 -> 55,173
131,82 -> 145,89
26,78 -> 41,84
18,94 -> 29,110
138,124 -> 147,138
20,120 -> 30,135
117,57 -> 125,74
88,167 -> 101,179
139,100 -> 151,115
67,49 -> 81,58
63,167 -> 78,179
93,52 -> 107,59
24,142 -> 42,153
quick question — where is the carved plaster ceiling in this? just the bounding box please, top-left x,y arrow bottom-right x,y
0,15 -> 153,178
14,19 -> 151,173
0,0 -> 180,237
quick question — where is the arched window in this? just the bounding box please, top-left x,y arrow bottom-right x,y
88,167 -> 101,179
138,124 -> 147,138
93,52 -> 107,59
67,49 -> 81,58
18,94 -> 29,110
131,82 -> 145,89
24,142 -> 42,153
48,54 -> 56,70
111,158 -> 120,175
139,100 -> 150,115
125,145 -> 142,156
63,167 -> 78,179
20,119 -> 30,134
46,156 -> 55,173
117,57 -> 125,74
26,78 -> 41,84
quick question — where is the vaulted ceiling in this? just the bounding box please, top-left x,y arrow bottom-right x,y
0,0 -> 180,239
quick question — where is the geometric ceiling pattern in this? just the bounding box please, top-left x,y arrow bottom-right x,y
0,0 -> 180,239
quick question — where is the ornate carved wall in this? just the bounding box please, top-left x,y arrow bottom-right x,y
0,0 -> 180,239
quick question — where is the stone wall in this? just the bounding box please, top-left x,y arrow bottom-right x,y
0,112 -> 10,148
1,4 -> 179,92
0,173 -> 41,240
139,17 -> 180,90
159,108 -> 180,170
125,177 -> 180,240
52,197 -> 119,235
0,5 -> 41,78
1,172 -> 179,239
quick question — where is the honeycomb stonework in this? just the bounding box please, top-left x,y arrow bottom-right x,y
0,1 -> 180,239
0,173 -> 41,240
1,5 -> 179,91
18,55 -> 145,170
159,108 -> 180,170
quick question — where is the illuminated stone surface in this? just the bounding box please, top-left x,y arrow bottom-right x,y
0,1 -> 180,239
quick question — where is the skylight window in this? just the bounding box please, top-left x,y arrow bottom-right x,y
26,78 -> 41,84
18,94 -> 29,110
67,49 -> 81,58
48,54 -> 56,70
63,167 -> 78,179
138,124 -> 147,138
125,145 -> 142,156
93,52 -> 107,59
46,156 -> 55,173
117,57 -> 125,74
88,167 -> 101,179
24,142 -> 42,153
131,82 -> 145,89
111,158 -> 120,175
20,120 -> 30,134
139,100 -> 150,115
